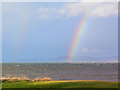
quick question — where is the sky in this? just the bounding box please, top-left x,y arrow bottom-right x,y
2,2 -> 118,62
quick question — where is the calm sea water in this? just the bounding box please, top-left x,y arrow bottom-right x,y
2,63 -> 118,81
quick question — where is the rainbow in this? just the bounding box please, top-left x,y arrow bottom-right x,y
15,13 -> 30,52
67,15 -> 88,62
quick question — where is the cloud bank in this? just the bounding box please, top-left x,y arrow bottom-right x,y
37,2 -> 118,19
80,48 -> 101,53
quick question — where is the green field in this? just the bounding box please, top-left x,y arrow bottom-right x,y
2,80 -> 119,88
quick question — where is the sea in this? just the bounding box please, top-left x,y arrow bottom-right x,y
2,63 -> 118,81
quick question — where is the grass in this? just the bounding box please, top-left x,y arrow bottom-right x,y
2,80 -> 119,88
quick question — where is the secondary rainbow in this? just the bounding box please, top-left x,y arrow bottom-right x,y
67,15 -> 88,62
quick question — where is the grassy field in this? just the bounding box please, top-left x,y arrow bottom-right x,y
2,80 -> 119,88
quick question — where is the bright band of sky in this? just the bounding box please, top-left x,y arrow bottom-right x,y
1,0 -> 119,2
